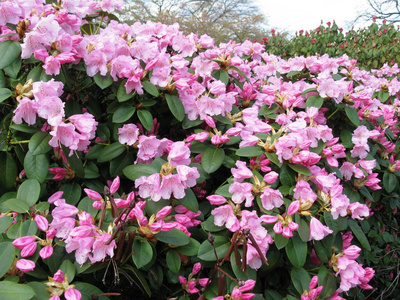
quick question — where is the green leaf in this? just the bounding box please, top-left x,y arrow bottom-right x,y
137,110 -> 153,131
274,234 -> 289,250
0,242 -> 15,278
166,250 -> 181,274
142,81 -> 159,97
59,183 -> 81,206
201,215 -> 224,232
348,219 -> 371,251
264,289 -> 284,300
123,164 -> 159,181
0,88 -> 13,103
176,188 -> 198,212
285,234 -> 307,268
93,73 -> 113,90
345,106 -> 360,126
20,220 -> 38,237
198,236 -> 230,261
133,240 -> 153,269
61,146 -> 85,178
318,265 -> 337,298
155,229 -> 190,246
201,147 -> 225,173
324,211 -> 339,234
229,65 -> 251,83
27,282 -> 51,300
0,281 -> 35,300
383,172 -> 397,193
0,41 -> 21,69
219,70 -> 229,85
3,56 -> 21,78
74,282 -> 106,300
230,251 -> 257,281
85,144 -> 105,160
5,198 -> 30,213
117,80 -> 134,102
60,260 -> 76,282
236,146 -> 264,157
279,164 -> 296,187
265,152 -> 282,167
165,94 -> 185,121
340,129 -> 353,148
305,95 -> 324,109
24,152 -> 49,183
0,70 -> 5,88
17,179 -> 41,206
0,215 -> 13,233
0,152 -> 17,190
177,238 -> 201,256
288,164 -> 312,176
97,142 -> 125,163
112,104 -> 135,123
295,214 -> 309,242
291,268 -> 310,295
35,202 -> 49,212
109,152 -> 133,177
121,265 -> 151,297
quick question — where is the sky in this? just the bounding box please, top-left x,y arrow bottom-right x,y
256,0 -> 370,35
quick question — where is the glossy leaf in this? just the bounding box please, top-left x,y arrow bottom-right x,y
165,94 -> 185,121
93,73 -> 113,89
0,242 -> 15,278
201,147 -> 225,173
348,219 -> 371,251
166,250 -> 181,274
291,268 -> 310,295
28,132 -> 52,155
117,80 -> 134,102
112,104 -> 135,123
176,188 -> 199,212
285,234 -> 307,268
17,179 -> 41,206
97,142 -> 125,163
198,236 -> 230,261
133,240 -> 153,269
0,88 -> 12,103
236,146 -> 264,157
318,265 -> 337,298
123,164 -> 159,181
60,260 -> 76,282
155,229 -> 190,246
24,152 -> 49,183
137,109 -> 153,131
383,172 -> 397,193
0,152 -> 17,190
345,106 -> 360,126
0,41 -> 21,69
142,81 -> 159,97
0,282 -> 35,300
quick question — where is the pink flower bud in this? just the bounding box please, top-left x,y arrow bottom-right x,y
343,245 -> 361,260
309,286 -> 323,298
156,206 -> 173,219
16,259 -> 35,272
204,116 -> 216,128
309,275 -> 318,289
260,215 -> 278,224
49,295 -> 61,300
48,191 -> 64,204
198,278 -> 209,287
126,191 -> 135,202
282,227 -> 293,238
226,127 -> 242,136
288,221 -> 299,231
287,200 -> 300,215
192,262 -> 202,275
12,236 -> 37,249
263,171 -> 279,184
39,245 -> 54,259
47,228 -> 56,239
239,279 -> 256,292
64,288 -> 81,300
194,132 -> 209,142
179,275 -> 187,284
83,188 -> 102,201
273,222 -> 283,234
92,201 -> 103,209
109,176 -> 120,194
206,195 -> 227,205
21,242 -> 37,257
53,270 -> 65,283
34,215 -> 49,231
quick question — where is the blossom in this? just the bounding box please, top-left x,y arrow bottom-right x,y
16,259 -> 35,272
211,204 -> 240,232
309,217 -> 333,241
118,124 -> 140,146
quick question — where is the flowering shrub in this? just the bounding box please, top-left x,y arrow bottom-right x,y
264,20 -> 400,70
0,1 -> 399,299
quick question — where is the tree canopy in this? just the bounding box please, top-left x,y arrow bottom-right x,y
121,0 -> 269,44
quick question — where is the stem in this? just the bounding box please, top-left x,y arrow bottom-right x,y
327,108 -> 339,120
94,14 -> 105,35
8,140 -> 30,145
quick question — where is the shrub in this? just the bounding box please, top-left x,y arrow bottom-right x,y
0,1 -> 399,300
263,20 -> 400,69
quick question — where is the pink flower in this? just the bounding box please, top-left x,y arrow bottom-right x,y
211,204 -> 240,232
168,141 -> 191,166
231,161 -> 253,182
349,202 -> 369,220
64,288 -> 82,300
13,236 -> 37,249
83,188 -> 102,201
16,259 -> 35,272
260,187 -> 283,210
229,182 -> 254,207
118,124 -> 140,146
109,176 -> 120,194
309,217 -> 333,241
206,195 -> 227,205
20,242 -> 37,257
90,233 -> 116,263
12,97 -> 37,125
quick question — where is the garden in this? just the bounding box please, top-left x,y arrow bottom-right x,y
0,0 -> 399,299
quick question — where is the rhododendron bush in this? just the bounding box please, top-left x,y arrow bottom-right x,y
0,1 -> 399,299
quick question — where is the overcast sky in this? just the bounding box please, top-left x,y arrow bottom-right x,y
256,0 -> 370,34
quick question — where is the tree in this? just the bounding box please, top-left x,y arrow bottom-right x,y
120,0 -> 269,44
357,0 -> 400,23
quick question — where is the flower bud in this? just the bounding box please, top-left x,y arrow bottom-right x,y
39,245 -> 54,259
21,242 -> 37,257
83,188 -> 102,201
109,176 -> 120,194
53,270 -> 65,283
34,215 -> 49,231
12,236 -> 37,249
16,259 -> 35,272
